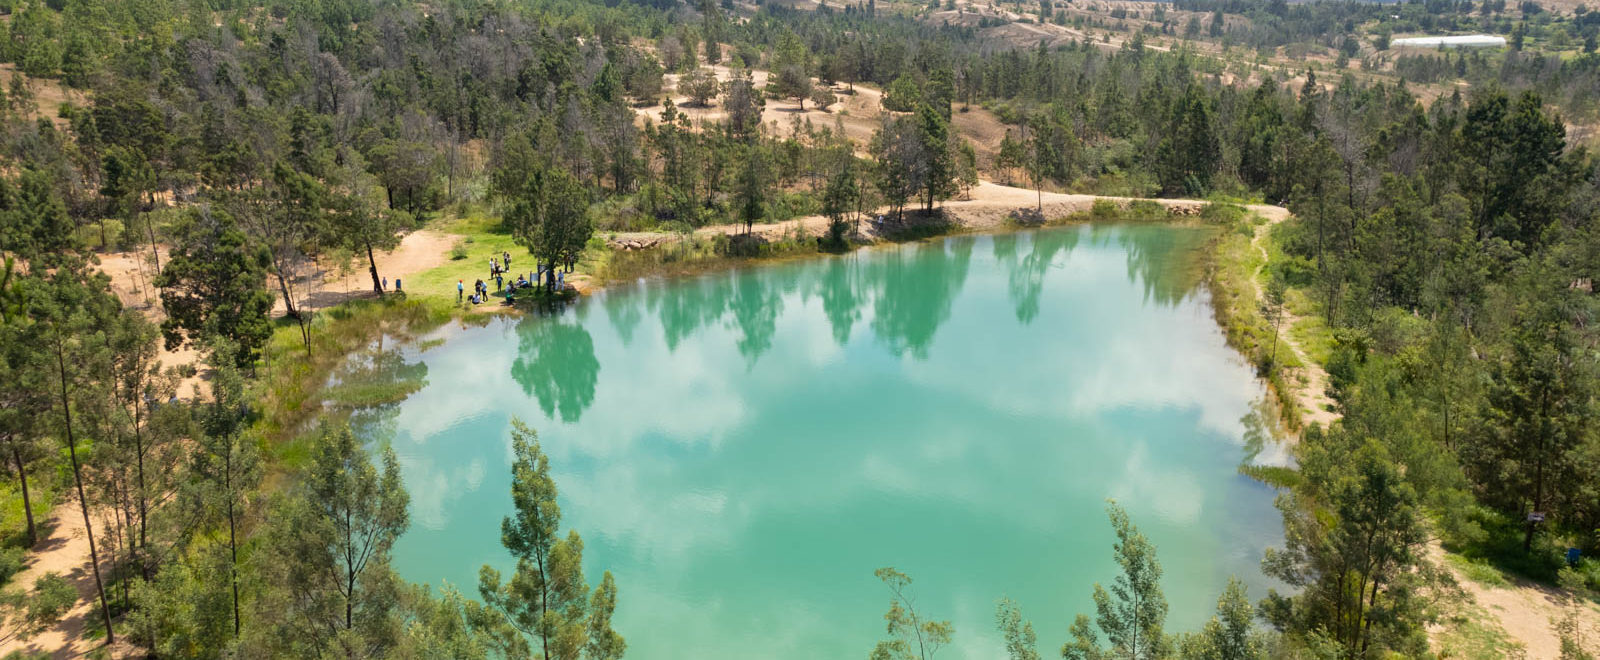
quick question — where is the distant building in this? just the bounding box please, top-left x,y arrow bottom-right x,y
1390,35 -> 1507,49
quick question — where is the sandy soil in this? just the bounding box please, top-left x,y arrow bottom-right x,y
1427,543 -> 1600,658
0,64 -> 88,128
283,228 -> 460,312
0,502 -> 135,659
634,65 -> 887,147
610,179 -> 1256,244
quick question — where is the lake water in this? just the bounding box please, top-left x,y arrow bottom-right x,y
371,225 -> 1285,658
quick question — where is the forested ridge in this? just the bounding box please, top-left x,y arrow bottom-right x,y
0,0 -> 1597,656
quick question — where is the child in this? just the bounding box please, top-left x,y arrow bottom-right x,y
457,280 -> 464,301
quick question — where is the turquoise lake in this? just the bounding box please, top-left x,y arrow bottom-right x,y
371,224 -> 1286,658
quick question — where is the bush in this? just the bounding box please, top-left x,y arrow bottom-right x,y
450,240 -> 468,260
0,546 -> 24,586
1577,557 -> 1600,593
28,573 -> 77,627
820,218 -> 852,252
713,233 -> 767,258
1088,199 -> 1121,221
1198,203 -> 1247,225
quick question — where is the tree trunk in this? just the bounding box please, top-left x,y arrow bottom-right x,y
134,410 -> 148,569
275,270 -> 299,319
365,241 -> 383,296
227,477 -> 241,636
11,444 -> 34,546
146,219 -> 162,279
54,341 -> 115,645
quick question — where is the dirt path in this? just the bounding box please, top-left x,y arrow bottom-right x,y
1247,213 -> 1340,431
1427,545 -> 1600,659
0,502 -> 134,659
283,228 -> 460,312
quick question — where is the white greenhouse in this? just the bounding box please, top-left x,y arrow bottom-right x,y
1390,35 -> 1508,49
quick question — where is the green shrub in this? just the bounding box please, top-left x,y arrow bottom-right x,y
0,546 -> 24,586
450,240 -> 468,260
1089,199 -> 1121,221
1125,200 -> 1166,221
1198,202 -> 1247,225
28,573 -> 77,627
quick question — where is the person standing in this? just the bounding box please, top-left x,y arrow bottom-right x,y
457,279 -> 464,301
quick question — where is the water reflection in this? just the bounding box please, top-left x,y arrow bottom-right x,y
1105,225 -> 1210,307
993,229 -> 1081,323
816,258 -> 862,344
511,313 -> 600,423
603,284 -> 644,346
728,269 -> 783,366
387,224 -> 1274,659
325,334 -> 429,443
869,236 -> 975,358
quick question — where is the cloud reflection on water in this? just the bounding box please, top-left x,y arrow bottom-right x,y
380,225 -> 1283,659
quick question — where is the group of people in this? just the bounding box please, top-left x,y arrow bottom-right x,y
455,250 -> 568,305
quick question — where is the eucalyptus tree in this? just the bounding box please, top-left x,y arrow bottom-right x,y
995,599 -> 1040,660
1178,579 -> 1264,660
474,418 -> 625,660
1062,502 -> 1170,660
96,309 -> 184,585
188,340 -> 263,638
247,424 -> 409,657
1261,438 -> 1435,657
869,568 -> 952,660
0,313 -> 49,547
506,167 -> 592,286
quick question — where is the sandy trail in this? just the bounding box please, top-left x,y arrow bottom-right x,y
1248,213 -> 1340,431
1427,544 -> 1600,658
0,502 -> 135,659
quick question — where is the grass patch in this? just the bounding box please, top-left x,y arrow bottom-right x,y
1432,600 -> 1526,660
1287,302 -> 1335,366
255,296 -> 451,465
1239,464 -> 1301,489
403,210 -> 526,306
1445,553 -> 1512,589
